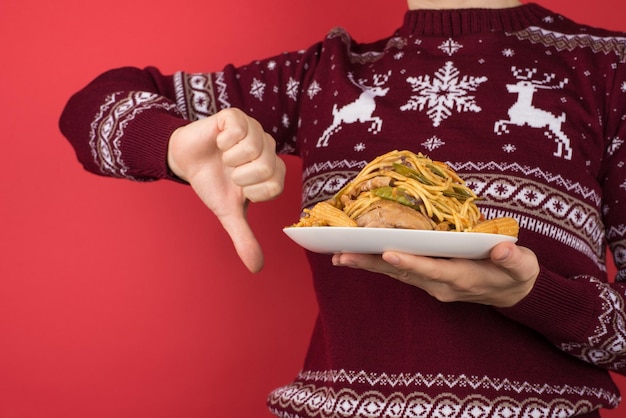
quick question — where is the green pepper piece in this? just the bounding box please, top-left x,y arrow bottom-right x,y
392,163 -> 435,186
425,163 -> 447,179
371,186 -> 424,210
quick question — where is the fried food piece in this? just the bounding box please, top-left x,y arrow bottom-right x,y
471,217 -> 519,237
294,201 -> 358,227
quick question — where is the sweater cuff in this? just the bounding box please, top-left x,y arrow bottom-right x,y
118,110 -> 190,182
496,268 -> 598,343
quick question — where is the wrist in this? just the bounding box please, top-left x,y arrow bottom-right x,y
167,126 -> 189,182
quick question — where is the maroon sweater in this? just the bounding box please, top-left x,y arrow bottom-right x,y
60,4 -> 626,417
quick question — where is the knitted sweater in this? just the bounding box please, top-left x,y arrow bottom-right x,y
59,4 -> 626,417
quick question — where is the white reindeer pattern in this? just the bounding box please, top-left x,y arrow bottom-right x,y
494,67 -> 572,160
316,71 -> 391,148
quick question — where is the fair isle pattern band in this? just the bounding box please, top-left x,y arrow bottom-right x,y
450,159 -> 605,267
293,370 -> 616,402
301,159 -> 368,208
268,388 -> 596,418
484,207 -> 603,270
174,72 -> 216,120
214,71 -> 230,110
449,161 -> 602,206
266,370 -> 610,418
302,159 -> 369,179
174,71 -> 230,121
562,276 -> 626,370
464,173 -> 604,265
302,171 -> 358,209
89,91 -> 179,179
511,27 -> 626,62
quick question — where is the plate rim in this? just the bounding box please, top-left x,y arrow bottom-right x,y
282,226 -> 517,258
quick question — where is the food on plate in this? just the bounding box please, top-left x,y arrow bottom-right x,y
291,150 -> 519,238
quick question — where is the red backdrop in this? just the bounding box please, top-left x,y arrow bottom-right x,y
1,1 -> 624,417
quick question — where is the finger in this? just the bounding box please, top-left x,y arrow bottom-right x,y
230,134 -> 278,185
216,112 -> 265,167
214,108 -> 248,150
490,242 -> 539,283
333,252 -> 401,275
242,159 -> 286,202
382,251 -> 450,279
219,209 -> 265,273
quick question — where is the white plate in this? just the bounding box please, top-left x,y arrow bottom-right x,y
283,227 -> 517,259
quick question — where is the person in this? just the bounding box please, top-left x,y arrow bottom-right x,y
59,0 -> 626,416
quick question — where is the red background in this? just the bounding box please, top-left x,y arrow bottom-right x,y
1,1 -> 624,417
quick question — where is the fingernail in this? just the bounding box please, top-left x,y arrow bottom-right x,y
332,254 -> 355,268
385,254 -> 401,266
332,254 -> 344,266
493,246 -> 510,261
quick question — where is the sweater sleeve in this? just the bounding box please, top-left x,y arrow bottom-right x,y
59,66 -> 191,181
497,56 -> 626,375
59,40 -> 322,181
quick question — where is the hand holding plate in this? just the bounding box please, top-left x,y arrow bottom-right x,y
332,241 -> 539,308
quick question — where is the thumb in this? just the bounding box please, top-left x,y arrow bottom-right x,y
490,241 -> 538,283
218,204 -> 265,273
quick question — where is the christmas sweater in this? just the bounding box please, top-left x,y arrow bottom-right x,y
59,3 -> 626,417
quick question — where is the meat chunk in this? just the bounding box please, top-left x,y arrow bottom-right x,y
355,200 -> 436,230
340,176 -> 393,207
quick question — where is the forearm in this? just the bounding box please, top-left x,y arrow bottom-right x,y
497,267 -> 626,374
59,66 -> 189,181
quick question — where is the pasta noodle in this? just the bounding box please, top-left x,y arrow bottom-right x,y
292,150 -> 518,237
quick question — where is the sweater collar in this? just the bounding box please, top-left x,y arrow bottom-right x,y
399,3 -> 553,36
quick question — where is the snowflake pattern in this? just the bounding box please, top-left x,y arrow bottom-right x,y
401,61 -> 487,127
250,78 -> 266,101
503,143 -> 517,153
308,81 -> 322,99
438,39 -> 463,56
267,61 -> 277,71
286,78 -> 300,101
524,189 -> 540,203
502,48 -> 515,57
421,136 -> 445,151
621,81 -> 626,93
493,182 -> 512,197
354,143 -> 366,152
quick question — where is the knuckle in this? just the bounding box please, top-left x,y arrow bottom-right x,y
254,162 -> 274,181
393,270 -> 412,283
434,292 -> 456,303
245,181 -> 282,202
264,181 -> 284,199
242,143 -> 262,162
221,107 -> 244,119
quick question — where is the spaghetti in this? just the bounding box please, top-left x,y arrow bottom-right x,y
292,150 -> 518,237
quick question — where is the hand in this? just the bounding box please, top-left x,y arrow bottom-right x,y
331,241 -> 539,307
167,108 -> 286,273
